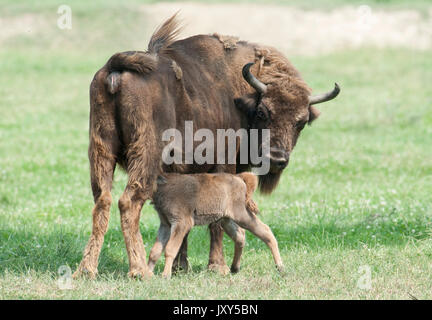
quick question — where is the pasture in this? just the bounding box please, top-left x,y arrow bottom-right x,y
0,0 -> 431,299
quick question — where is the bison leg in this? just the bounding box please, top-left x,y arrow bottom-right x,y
74,72 -> 118,279
172,231 -> 189,273
73,166 -> 114,279
118,184 -> 153,279
118,140 -> 158,278
74,192 -> 113,279
74,141 -> 116,279
113,85 -> 159,278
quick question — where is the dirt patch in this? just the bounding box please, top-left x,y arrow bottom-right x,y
0,13 -> 47,45
140,2 -> 432,55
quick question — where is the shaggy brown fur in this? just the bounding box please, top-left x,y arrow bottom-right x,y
148,172 -> 283,278
213,33 -> 240,50
74,14 -> 338,279
236,172 -> 259,214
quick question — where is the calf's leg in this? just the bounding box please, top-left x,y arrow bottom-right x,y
208,222 -> 230,275
172,232 -> 190,273
148,223 -> 171,273
236,213 -> 284,272
162,221 -> 193,279
207,164 -> 237,275
221,219 -> 245,273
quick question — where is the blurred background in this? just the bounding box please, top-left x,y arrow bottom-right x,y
0,0 -> 431,299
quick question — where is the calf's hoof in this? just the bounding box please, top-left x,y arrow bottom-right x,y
208,263 -> 230,276
276,265 -> 286,275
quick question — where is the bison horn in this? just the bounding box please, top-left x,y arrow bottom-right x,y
242,62 -> 267,94
309,83 -> 340,105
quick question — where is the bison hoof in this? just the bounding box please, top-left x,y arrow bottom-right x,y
208,263 -> 230,276
230,266 -> 240,274
128,269 -> 152,280
172,260 -> 189,274
172,256 -> 189,273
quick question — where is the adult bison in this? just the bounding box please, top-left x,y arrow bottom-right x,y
74,14 -> 339,278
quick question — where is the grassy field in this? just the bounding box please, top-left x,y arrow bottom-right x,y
0,0 -> 431,299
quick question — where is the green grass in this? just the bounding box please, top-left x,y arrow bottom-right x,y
0,0 -> 431,299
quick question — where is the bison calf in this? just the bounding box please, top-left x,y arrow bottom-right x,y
148,172 -> 284,278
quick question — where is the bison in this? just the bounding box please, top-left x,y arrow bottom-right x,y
148,172 -> 283,279
73,13 -> 340,279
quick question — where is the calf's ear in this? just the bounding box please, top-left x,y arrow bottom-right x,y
308,106 -> 321,124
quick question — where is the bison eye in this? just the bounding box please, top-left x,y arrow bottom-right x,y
295,120 -> 307,130
257,110 -> 266,119
256,106 -> 269,121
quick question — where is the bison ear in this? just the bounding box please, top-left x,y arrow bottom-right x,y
308,106 -> 321,124
234,96 -> 257,116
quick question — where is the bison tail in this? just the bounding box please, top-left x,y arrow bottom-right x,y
107,51 -> 157,74
104,51 -> 159,94
103,13 -> 182,94
237,172 -> 260,215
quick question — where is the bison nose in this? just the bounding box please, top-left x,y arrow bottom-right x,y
272,157 -> 289,169
269,149 -> 290,170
